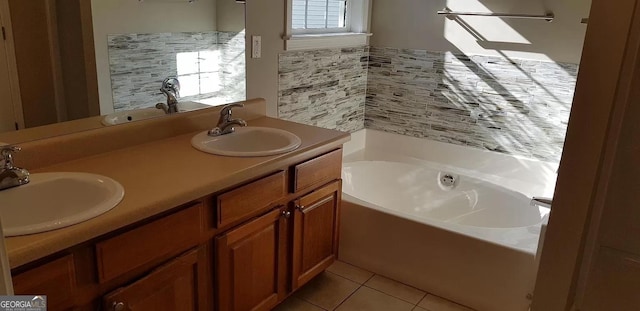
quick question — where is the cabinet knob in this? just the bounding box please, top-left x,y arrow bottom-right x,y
295,204 -> 305,211
112,302 -> 125,311
281,211 -> 291,218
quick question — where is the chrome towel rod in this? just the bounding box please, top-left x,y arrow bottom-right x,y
437,9 -> 555,22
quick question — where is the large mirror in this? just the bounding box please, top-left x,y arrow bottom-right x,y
0,0 -> 245,142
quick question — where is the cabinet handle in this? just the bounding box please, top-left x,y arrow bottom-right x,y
295,204 -> 305,211
281,211 -> 291,218
112,302 -> 125,311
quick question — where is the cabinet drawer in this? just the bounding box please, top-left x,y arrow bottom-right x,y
96,203 -> 203,283
217,171 -> 286,228
103,249 -> 200,311
13,254 -> 76,310
293,149 -> 342,193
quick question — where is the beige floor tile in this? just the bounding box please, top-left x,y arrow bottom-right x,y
413,307 -> 429,311
295,272 -> 360,310
274,297 -> 326,311
417,294 -> 474,311
335,286 -> 415,311
326,261 -> 374,284
364,275 -> 426,304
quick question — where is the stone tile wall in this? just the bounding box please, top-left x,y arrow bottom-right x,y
108,31 -> 245,111
278,47 -> 369,133
365,47 -> 577,162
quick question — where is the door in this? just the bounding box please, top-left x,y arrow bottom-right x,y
0,10 -> 16,132
216,207 -> 287,311
291,180 -> 341,290
102,248 -> 203,311
531,0 -> 640,309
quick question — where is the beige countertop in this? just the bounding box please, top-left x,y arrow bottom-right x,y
5,116 -> 349,269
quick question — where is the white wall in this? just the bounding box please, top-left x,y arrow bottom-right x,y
91,0 -> 217,115
245,0 -> 286,117
370,0 -> 591,63
217,0 -> 244,32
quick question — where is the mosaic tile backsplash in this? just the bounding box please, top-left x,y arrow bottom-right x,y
108,31 -> 245,111
278,47 -> 369,133
366,47 -> 578,162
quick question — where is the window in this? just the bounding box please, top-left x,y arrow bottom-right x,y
292,0 -> 348,33
285,0 -> 371,50
176,50 -> 221,97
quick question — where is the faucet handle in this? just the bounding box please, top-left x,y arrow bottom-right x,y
217,103 -> 245,125
220,103 -> 244,117
0,145 -> 20,169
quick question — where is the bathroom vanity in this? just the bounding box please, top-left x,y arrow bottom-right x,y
3,99 -> 348,311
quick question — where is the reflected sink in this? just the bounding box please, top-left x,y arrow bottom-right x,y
0,172 -> 124,236
101,101 -> 211,126
191,127 -> 302,157
102,108 -> 165,126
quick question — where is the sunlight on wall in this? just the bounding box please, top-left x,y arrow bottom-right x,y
444,0 -> 532,44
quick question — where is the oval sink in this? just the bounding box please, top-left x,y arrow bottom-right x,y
0,172 -> 124,236
191,127 -> 302,157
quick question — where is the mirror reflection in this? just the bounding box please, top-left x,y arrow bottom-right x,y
0,0 -> 245,137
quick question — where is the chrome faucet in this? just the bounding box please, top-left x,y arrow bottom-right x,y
155,77 -> 181,114
208,103 -> 247,136
0,146 -> 29,191
531,197 -> 552,209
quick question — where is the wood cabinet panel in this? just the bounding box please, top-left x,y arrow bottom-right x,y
102,248 -> 202,311
96,203 -> 203,283
216,208 -> 286,311
292,149 -> 342,193
292,180 -> 341,289
13,254 -> 76,310
217,171 -> 286,228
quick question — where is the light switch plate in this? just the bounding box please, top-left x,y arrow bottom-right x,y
252,36 -> 261,58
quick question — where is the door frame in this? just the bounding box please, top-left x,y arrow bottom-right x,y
531,0 -> 640,309
0,0 -> 24,130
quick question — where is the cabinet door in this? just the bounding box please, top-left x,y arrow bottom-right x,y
102,247 -> 204,311
13,255 -> 76,310
292,180 -> 341,289
216,207 -> 287,311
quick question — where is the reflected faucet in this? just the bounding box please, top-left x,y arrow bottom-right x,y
531,197 -> 552,209
155,77 -> 181,114
208,103 -> 247,136
0,146 -> 29,191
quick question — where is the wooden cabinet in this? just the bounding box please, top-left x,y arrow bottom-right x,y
102,247 -> 206,311
216,207 -> 287,311
12,148 -> 344,311
96,203 -> 204,283
13,255 -> 76,310
213,150 -> 343,309
292,180 -> 341,289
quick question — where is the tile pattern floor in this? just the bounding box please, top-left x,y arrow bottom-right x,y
275,261 -> 475,311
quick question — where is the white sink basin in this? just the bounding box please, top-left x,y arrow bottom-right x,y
102,101 -> 211,126
0,172 -> 124,236
191,127 -> 302,157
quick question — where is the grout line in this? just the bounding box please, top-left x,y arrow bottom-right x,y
362,272 -> 376,284
304,299 -> 329,311
364,273 -> 428,305
331,283 -> 362,311
361,285 -> 423,307
324,269 -> 370,285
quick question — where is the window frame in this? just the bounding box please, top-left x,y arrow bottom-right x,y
285,0 -> 371,51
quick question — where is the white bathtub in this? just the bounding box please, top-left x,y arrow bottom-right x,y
339,130 -> 556,311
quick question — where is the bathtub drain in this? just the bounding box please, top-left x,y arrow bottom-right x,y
438,172 -> 458,190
